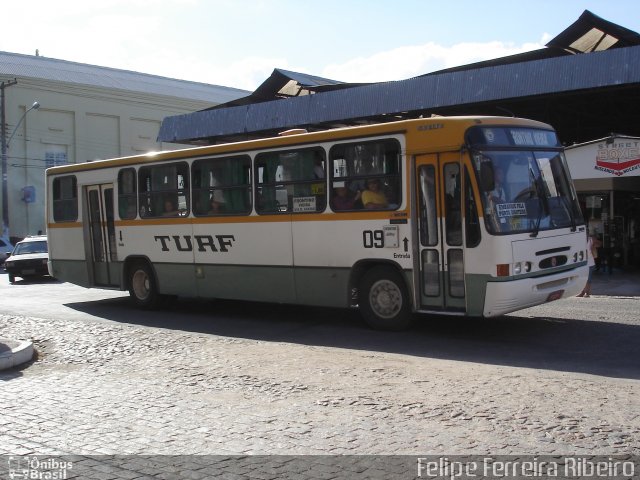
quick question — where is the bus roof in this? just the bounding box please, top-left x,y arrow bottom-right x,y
46,116 -> 553,176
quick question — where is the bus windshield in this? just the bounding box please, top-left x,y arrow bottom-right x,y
473,149 -> 584,235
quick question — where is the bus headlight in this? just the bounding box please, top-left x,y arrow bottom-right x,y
579,250 -> 584,261
513,262 -> 531,275
573,253 -> 578,262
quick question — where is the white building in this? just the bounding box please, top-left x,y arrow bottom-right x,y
0,51 -> 247,241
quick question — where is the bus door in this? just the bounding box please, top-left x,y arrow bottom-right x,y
415,154 -> 466,312
85,184 -> 118,287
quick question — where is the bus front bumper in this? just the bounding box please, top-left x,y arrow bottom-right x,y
483,265 -> 589,317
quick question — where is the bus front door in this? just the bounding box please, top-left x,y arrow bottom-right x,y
415,154 -> 466,313
86,184 -> 118,287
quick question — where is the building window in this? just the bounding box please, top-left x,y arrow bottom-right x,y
45,146 -> 68,168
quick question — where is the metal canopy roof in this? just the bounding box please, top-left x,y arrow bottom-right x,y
546,9 -> 640,53
205,68 -> 366,108
158,10 -> 640,146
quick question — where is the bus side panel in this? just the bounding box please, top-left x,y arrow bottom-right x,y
293,267 -> 352,308
48,226 -> 92,287
191,219 -> 296,303
292,218 -> 414,307
194,264 -> 297,303
118,223 -> 196,296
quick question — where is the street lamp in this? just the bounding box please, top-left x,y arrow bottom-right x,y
1,100 -> 40,238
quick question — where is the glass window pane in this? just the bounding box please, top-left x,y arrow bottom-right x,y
444,163 -> 462,246
419,165 -> 438,247
448,249 -> 465,298
192,155 -> 252,216
422,249 -> 440,296
256,147 -> 326,214
52,176 -> 78,222
329,138 -> 401,211
138,162 -> 190,218
118,168 -> 137,219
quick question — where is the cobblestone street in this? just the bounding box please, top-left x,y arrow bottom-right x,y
1,282 -> 639,463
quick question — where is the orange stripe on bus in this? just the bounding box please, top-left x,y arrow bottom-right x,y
46,210 -> 411,229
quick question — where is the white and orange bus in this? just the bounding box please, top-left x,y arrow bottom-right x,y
46,116 -> 588,330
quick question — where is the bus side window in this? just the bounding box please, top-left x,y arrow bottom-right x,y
138,162 -> 190,218
118,168 -> 137,219
52,175 -> 78,222
329,139 -> 401,211
192,155 -> 252,216
255,147 -> 326,214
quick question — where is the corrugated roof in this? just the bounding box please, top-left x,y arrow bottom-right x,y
547,10 -> 640,53
157,10 -> 640,144
0,51 -> 248,104
158,44 -> 640,143
206,68 -> 363,109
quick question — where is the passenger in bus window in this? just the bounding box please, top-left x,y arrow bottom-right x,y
208,194 -> 224,214
361,178 -> 388,209
162,198 -> 178,216
313,154 -> 325,179
487,166 -> 507,203
332,184 -> 361,210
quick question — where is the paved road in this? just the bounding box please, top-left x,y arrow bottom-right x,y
0,272 -> 639,477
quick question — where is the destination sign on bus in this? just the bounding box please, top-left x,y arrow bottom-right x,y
469,127 -> 560,148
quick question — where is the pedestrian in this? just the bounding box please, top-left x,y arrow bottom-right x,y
577,233 -> 600,297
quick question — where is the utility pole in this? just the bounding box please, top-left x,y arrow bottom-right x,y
1,78 -> 18,239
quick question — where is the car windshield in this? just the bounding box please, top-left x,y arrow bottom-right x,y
13,240 -> 48,255
473,149 -> 584,235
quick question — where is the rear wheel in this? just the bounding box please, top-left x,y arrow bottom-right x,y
8,273 -> 15,283
128,261 -> 160,308
359,266 -> 412,330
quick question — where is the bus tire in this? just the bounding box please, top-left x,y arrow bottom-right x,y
359,266 -> 412,330
128,261 -> 160,309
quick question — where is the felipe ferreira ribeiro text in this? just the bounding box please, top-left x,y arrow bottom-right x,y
417,457 -> 635,479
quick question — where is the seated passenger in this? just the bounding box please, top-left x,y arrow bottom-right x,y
333,185 -> 361,210
361,178 -> 388,209
162,199 -> 178,216
487,166 -> 507,204
208,195 -> 225,214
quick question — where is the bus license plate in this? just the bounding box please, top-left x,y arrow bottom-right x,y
546,290 -> 564,302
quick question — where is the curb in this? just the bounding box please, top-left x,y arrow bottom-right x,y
0,338 -> 34,370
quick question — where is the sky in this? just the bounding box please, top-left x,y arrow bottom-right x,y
2,1 -> 640,92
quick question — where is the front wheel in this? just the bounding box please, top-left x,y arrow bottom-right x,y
359,266 -> 412,330
128,261 -> 160,308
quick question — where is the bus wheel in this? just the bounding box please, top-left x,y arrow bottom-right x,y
359,266 -> 412,330
128,262 -> 159,309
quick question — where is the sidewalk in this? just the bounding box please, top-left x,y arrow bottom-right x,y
591,269 -> 640,296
